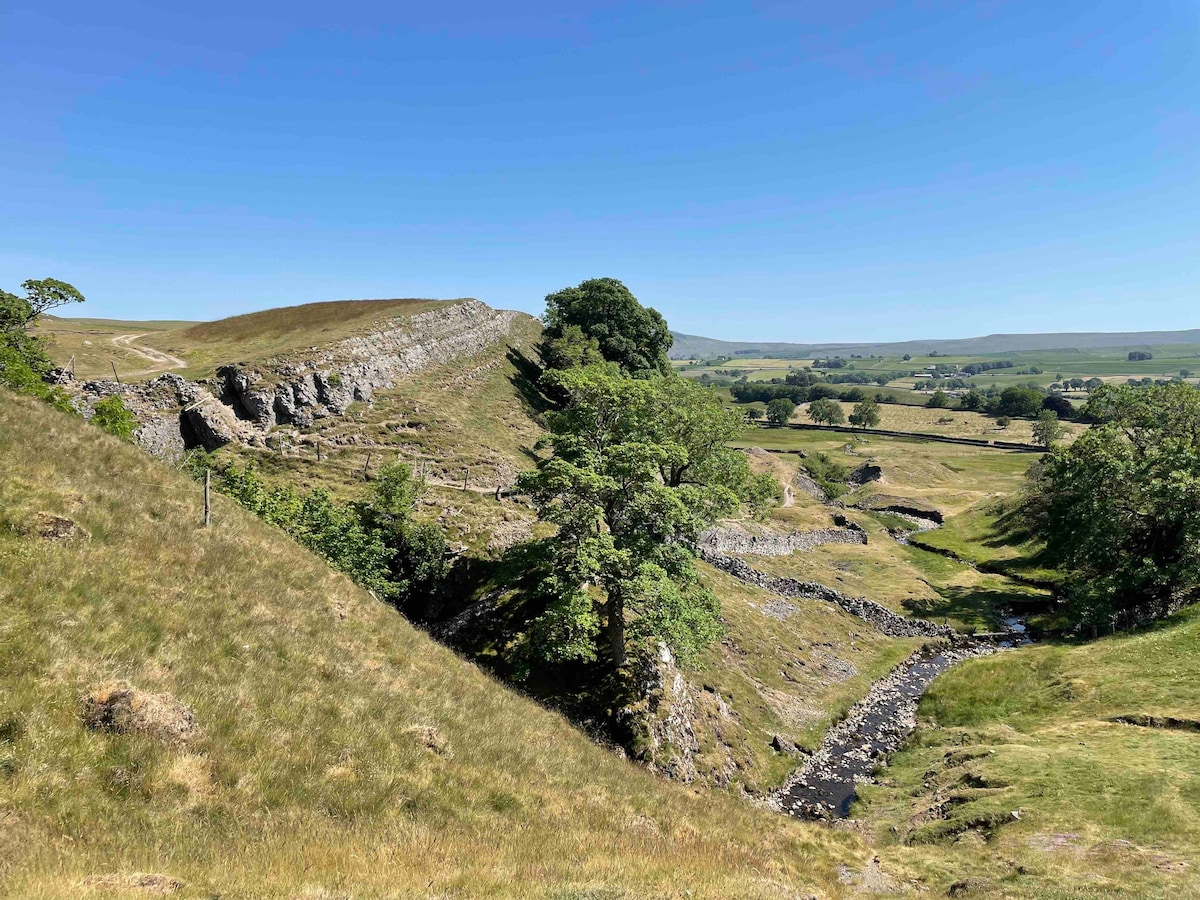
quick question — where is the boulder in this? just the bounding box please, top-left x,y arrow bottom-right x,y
182,395 -> 241,449
79,681 -> 199,743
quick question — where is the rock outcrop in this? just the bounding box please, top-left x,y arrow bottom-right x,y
74,299 -> 523,460
79,681 -> 200,743
617,644 -> 701,784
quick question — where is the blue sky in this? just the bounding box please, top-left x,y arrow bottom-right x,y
2,1 -> 1197,341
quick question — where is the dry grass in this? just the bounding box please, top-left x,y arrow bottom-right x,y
34,317 -> 194,380
794,401 -> 1084,444
0,390 -> 866,898
695,564 -> 922,781
39,298 -> 465,380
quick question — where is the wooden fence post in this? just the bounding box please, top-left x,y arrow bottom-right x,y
111,362 -> 121,385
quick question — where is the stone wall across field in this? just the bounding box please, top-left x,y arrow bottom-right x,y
699,525 -> 866,557
700,549 -> 954,639
751,421 -> 1045,452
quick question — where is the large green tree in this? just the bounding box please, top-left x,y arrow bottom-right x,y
1020,383 -> 1200,629
541,278 -> 672,378
517,367 -> 773,673
807,397 -> 844,425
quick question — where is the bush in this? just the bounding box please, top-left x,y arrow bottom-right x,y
1041,394 -> 1075,420
0,346 -> 75,414
91,395 -> 138,441
212,461 -> 445,609
803,451 -> 850,498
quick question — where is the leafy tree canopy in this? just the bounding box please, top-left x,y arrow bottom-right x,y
765,397 -> 796,426
807,397 -> 844,425
517,366 -> 774,675
1019,383 -> 1200,629
1031,409 -> 1065,448
927,389 -> 951,409
542,278 -> 672,378
848,398 -> 881,429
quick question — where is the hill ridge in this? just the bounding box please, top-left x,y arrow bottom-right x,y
670,326 -> 1200,359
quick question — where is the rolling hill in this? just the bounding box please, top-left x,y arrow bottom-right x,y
670,327 -> 1200,360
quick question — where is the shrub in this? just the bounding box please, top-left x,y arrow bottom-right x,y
803,451 -> 850,498
91,395 -> 138,441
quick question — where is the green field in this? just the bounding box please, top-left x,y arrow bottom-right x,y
682,345 -> 1200,401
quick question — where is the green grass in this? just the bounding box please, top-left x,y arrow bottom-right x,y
0,389 -> 864,898
692,564 -> 923,788
866,605 -> 1200,898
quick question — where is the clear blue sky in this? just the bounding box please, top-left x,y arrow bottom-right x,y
2,2 -> 1198,341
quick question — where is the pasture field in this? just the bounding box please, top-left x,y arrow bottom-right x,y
788,401 -> 1084,443
681,344 -> 1200,396
732,435 -> 1048,631
35,316 -> 196,380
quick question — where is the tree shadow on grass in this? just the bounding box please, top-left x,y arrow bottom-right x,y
506,346 -> 552,417
904,585 -> 1053,633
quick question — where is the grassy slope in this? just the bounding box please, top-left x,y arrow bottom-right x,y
212,314 -> 547,553
34,317 -> 195,381
0,391 -> 860,899
693,565 -> 921,786
868,607 -> 1200,898
729,437 -> 1049,631
39,298 -> 466,380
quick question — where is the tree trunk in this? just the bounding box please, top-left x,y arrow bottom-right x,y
607,591 -> 625,670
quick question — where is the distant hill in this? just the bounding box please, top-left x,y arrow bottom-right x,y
670,328 -> 1200,360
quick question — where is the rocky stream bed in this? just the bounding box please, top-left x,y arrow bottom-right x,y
768,641 -> 997,820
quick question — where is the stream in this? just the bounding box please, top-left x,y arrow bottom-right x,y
770,641 -> 998,820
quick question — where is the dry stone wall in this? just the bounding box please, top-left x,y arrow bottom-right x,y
700,549 -> 953,639
699,525 -> 866,557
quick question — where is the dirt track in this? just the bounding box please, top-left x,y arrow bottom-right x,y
111,333 -> 187,375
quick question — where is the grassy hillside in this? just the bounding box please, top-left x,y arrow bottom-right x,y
728,436 -> 1050,631
38,297 -> 473,380
161,298 -> 459,373
863,607 -> 1200,898
0,390 -> 860,898
34,316 -> 195,380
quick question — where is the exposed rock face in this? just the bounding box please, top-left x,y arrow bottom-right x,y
847,463 -> 883,486
74,299 -> 523,459
855,493 -> 944,524
793,471 -> 828,501
700,524 -> 866,557
700,549 -> 954,639
618,644 -> 701,784
79,681 -> 200,743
